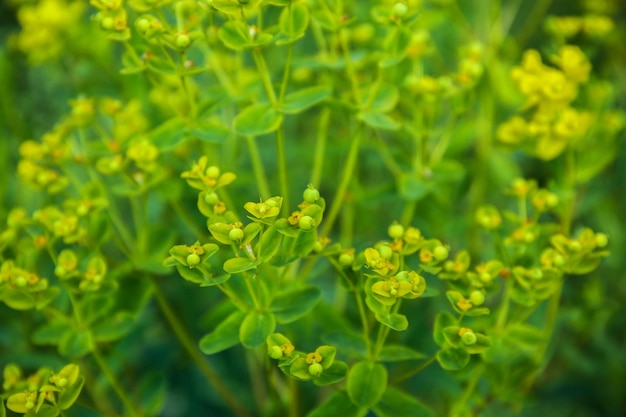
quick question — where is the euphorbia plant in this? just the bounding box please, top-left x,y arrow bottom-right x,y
1,0 -> 624,416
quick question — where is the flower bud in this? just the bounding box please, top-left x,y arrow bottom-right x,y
433,245 -> 449,261
299,216 -> 315,231
308,363 -> 323,377
303,186 -> 320,203
269,345 -> 283,359
461,331 -> 477,345
229,228 -> 244,242
186,253 -> 200,267
470,290 -> 485,306
388,222 -> 404,239
176,33 -> 191,49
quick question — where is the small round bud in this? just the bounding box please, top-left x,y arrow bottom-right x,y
101,17 -> 114,30
229,228 -> 244,242
55,266 -> 67,277
303,187 -> 320,203
176,33 -> 191,49
546,193 -> 559,207
461,331 -> 477,345
528,268 -> 543,280
299,216 -> 315,231
313,241 -> 324,253
339,252 -> 354,267
377,245 -> 393,260
388,222 -> 405,239
470,290 -> 485,306
57,377 -> 68,388
433,245 -> 449,261
444,261 -> 455,271
595,233 -> 608,248
568,240 -> 582,252
392,2 -> 408,18
204,192 -> 219,205
136,18 -> 150,32
308,363 -> 323,377
269,345 -> 283,359
25,401 -> 35,410
15,275 -> 27,287
206,166 -> 220,178
553,254 -> 566,267
186,253 -> 200,267
479,272 -> 492,283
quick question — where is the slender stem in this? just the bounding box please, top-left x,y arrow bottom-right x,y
253,49 -> 277,106
354,289 -> 372,359
390,355 -> 437,384
278,43 -> 294,104
149,277 -> 252,417
321,126 -> 362,237
91,347 -> 141,417
245,136 -> 271,199
339,28 -> 362,105
275,127 -> 290,216
311,108 -> 330,186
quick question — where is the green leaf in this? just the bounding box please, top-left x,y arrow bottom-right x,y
436,347 -> 470,371
398,172 -> 432,201
91,312 -> 135,343
36,287 -> 61,310
136,373 -> 166,417
175,263 -> 209,284
32,321 -> 71,345
279,3 -> 310,38
1,289 -> 35,310
57,376 -> 85,410
257,226 -> 282,263
59,331 -> 93,358
239,312 -> 276,349
361,84 -> 399,113
314,361 -> 348,386
378,345 -> 427,362
199,311 -> 247,354
271,286 -> 321,323
218,20 -> 250,50
357,111 -> 400,130
347,361 -> 387,408
31,404 -> 59,417
149,117 -> 187,151
380,26 -> 411,68
234,104 -> 284,136
280,86 -> 331,114
189,118 -> 230,143
322,331 -> 367,359
293,229 -> 318,257
223,257 -> 259,274
306,391 -> 366,417
373,386 -> 434,417
375,312 -> 408,331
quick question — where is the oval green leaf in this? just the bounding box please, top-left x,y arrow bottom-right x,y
239,312 -> 276,349
199,311 -> 246,354
436,347 -> 470,371
234,104 -> 283,136
280,86 -> 331,114
223,257 -> 259,274
270,286 -> 321,323
347,361 -> 387,408
373,386 -> 434,417
279,3 -> 310,38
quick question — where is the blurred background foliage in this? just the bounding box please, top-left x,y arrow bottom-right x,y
0,0 -> 625,416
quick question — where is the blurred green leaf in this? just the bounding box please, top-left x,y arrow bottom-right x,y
239,312 -> 276,349
199,311 -> 246,354
347,361 -> 387,408
234,104 -> 283,136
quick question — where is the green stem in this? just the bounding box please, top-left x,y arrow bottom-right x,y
310,107 -> 330,187
91,347 -> 141,417
275,127 -> 290,216
321,127 -> 362,237
390,354 -> 437,384
278,43 -> 294,104
253,49 -> 277,106
245,136 -> 271,199
149,277 -> 252,417
339,28 -> 362,105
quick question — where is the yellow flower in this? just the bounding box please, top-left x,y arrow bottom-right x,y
552,45 -> 591,84
364,248 -> 396,276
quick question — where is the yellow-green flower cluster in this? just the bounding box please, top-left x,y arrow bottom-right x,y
498,45 -> 593,160
2,363 -> 84,415
13,0 -> 86,63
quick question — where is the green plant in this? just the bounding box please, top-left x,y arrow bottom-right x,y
1,1 -> 625,416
